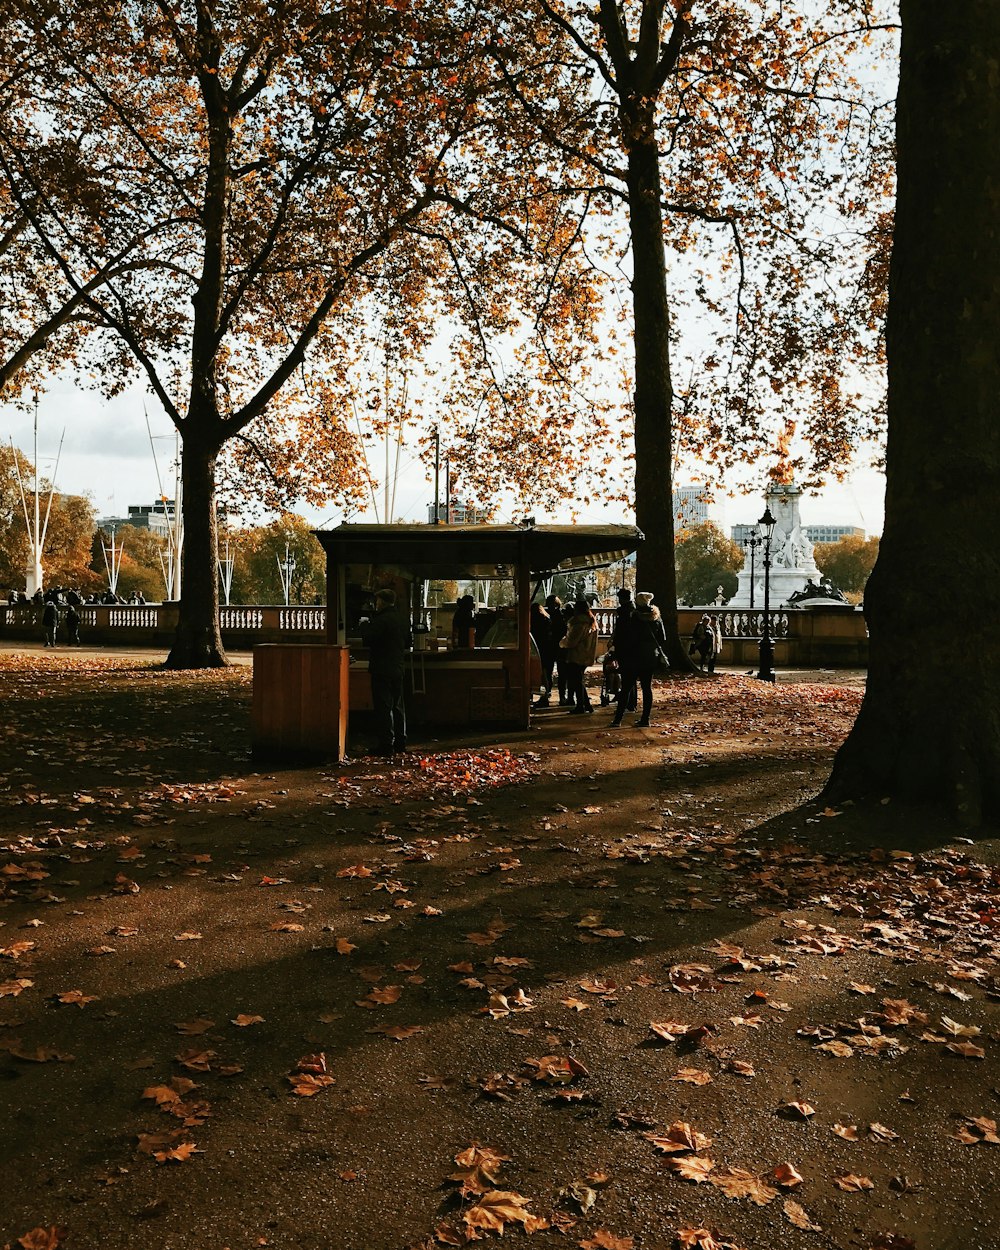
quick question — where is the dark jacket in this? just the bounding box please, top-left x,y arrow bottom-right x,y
611,604 -> 634,651
620,606 -> 666,670
362,605 -> 411,677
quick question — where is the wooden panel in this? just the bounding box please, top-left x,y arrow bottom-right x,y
252,644 -> 349,761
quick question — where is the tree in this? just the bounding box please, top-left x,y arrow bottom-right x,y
674,521 -> 743,606
0,445 -> 99,591
4,0 -> 608,669
813,534 -> 880,600
825,1 -> 1000,826
489,0 -> 896,668
230,515 -> 325,606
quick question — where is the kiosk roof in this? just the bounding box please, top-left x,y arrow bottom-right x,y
314,523 -> 643,578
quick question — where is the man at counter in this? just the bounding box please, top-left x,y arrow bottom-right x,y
360,589 -> 412,756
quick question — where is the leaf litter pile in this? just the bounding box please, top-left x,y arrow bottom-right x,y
0,653 -> 997,1250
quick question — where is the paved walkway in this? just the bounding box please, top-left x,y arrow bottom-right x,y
0,640 -> 864,686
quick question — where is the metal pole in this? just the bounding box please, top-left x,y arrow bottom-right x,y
749,539 -> 756,611
433,426 -> 441,524
756,535 -> 775,682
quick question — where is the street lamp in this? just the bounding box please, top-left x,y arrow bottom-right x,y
742,532 -> 762,610
755,506 -> 777,683
276,543 -> 296,607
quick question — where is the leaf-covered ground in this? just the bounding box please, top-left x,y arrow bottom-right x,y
0,651 -> 997,1250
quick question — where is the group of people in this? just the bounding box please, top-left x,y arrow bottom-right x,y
360,586 -> 722,755
6,587 -> 146,607
531,588 -> 667,726
530,594 -> 595,713
40,598 -> 81,647
6,585 -> 152,649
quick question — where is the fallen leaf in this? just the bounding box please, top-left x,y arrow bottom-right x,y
174,1018 -> 215,1036
231,1014 -> 265,1027
835,1173 -> 875,1192
783,1199 -> 820,1231
709,1166 -> 778,1205
644,1121 -> 712,1154
665,1155 -> 716,1183
777,1101 -> 815,1120
579,1232 -> 634,1250
17,1226 -> 68,1249
671,1067 -> 713,1086
772,1162 -> 804,1187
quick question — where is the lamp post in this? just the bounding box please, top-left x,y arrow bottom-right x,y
742,532 -> 761,610
276,543 -> 296,607
755,506 -> 777,683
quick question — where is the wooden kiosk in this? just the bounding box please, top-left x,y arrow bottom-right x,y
314,522 -> 643,732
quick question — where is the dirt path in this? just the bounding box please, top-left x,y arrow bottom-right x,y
0,653 -> 996,1250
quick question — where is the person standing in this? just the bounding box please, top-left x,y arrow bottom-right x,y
546,595 -> 569,704
530,601 -> 554,707
361,589 -> 411,756
611,587 -> 637,713
561,598 -> 599,714
707,614 -> 723,673
41,598 -> 59,648
690,614 -> 713,671
451,594 -> 476,649
612,591 -> 666,728
65,603 -> 81,646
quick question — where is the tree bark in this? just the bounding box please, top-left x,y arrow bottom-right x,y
165,425 -> 227,669
624,112 -> 693,669
824,1 -> 1000,825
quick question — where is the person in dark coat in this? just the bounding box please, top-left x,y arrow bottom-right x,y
361,588 -> 411,755
65,603 -> 81,646
611,591 -> 666,728
611,587 -> 637,713
689,614 -> 713,671
545,594 -> 569,704
41,599 -> 59,647
451,594 -> 476,649
530,601 -> 553,707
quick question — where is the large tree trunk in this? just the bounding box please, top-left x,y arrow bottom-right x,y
824,1 -> 1000,825
165,425 -> 227,669
625,117 -> 693,670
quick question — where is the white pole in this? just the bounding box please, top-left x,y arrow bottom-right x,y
33,399 -> 40,589
218,536 -> 234,605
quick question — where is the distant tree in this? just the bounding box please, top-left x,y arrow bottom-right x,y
43,494 -> 101,590
0,445 -> 99,590
674,522 -> 744,606
231,515 -> 325,606
89,524 -> 169,601
814,535 -> 880,599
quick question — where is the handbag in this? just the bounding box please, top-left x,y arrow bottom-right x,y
653,646 -> 670,674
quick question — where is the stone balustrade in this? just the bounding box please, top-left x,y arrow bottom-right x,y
1,600 -> 867,666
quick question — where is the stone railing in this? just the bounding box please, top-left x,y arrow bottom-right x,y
2,599 -> 866,666
0,603 -> 326,648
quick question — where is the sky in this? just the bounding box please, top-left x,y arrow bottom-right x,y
2,368 -> 886,539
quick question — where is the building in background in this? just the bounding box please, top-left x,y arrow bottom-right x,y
427,500 -> 482,524
731,522 -> 864,545
97,499 -> 175,538
672,486 -> 709,529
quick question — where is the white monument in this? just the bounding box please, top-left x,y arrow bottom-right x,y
730,480 -> 822,608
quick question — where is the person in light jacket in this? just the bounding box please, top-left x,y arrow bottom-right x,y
560,598 -> 599,714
